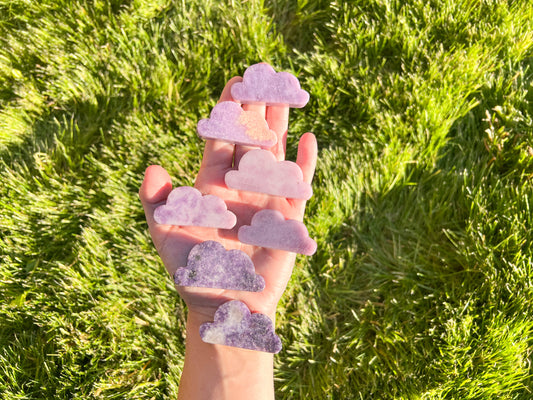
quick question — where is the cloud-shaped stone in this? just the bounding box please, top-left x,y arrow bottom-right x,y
200,300 -> 282,353
225,149 -> 312,200
174,241 -> 265,292
197,101 -> 277,148
238,209 -> 317,255
231,63 -> 309,108
154,186 -> 236,229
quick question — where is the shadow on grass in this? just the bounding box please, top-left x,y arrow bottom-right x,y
279,87 -> 533,397
287,165 -> 473,398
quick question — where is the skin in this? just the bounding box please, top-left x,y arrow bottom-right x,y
139,76 -> 317,400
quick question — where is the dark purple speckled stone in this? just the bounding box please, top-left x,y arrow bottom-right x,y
199,300 -> 282,353
174,241 -> 265,292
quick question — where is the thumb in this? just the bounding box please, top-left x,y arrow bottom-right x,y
139,165 -> 173,226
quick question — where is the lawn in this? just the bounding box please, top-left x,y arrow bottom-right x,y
1,0 -> 533,398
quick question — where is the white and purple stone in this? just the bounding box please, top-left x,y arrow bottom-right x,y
238,209 -> 317,255
174,241 -> 265,292
200,300 -> 282,353
154,186 -> 236,229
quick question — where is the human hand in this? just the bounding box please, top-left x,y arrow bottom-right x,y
139,76 -> 317,322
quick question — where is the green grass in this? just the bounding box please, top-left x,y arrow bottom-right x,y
1,0 -> 533,398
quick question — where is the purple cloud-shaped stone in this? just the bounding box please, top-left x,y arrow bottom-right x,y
154,186 -> 236,229
197,101 -> 277,148
231,63 -> 309,108
200,300 -> 282,353
238,209 -> 317,255
225,149 -> 312,200
174,241 -> 265,292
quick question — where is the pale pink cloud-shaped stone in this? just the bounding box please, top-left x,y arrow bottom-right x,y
224,149 -> 312,200
197,101 -> 277,148
154,186 -> 236,229
231,63 -> 309,108
238,209 -> 317,255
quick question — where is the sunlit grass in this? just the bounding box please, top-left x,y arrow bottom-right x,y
1,0 -> 533,398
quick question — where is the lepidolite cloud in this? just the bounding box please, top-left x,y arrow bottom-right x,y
200,300 -> 282,353
231,63 -> 309,108
174,241 -> 265,292
197,101 -> 277,148
225,149 -> 312,200
238,209 -> 317,255
154,186 -> 236,229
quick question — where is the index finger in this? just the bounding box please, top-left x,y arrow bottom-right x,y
200,76 -> 243,170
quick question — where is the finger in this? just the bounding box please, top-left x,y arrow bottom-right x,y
296,132 -> 318,184
234,103 -> 266,166
139,165 -> 173,227
200,139 -> 235,170
266,105 -> 289,161
287,132 -> 318,219
200,76 -> 243,170
219,76 -> 242,103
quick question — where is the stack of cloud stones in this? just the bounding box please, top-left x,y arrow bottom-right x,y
154,63 -> 316,353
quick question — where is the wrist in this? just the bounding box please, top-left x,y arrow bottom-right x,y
178,309 -> 275,400
181,289 -> 279,325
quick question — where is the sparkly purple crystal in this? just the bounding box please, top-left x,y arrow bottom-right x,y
238,209 -> 317,255
231,63 -> 309,108
200,300 -> 282,353
154,186 -> 236,229
174,241 -> 265,292
197,101 -> 277,148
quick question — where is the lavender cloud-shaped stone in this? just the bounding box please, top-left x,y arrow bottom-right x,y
225,149 -> 312,200
174,241 -> 265,292
154,186 -> 236,229
238,209 -> 317,255
231,63 -> 309,108
200,300 -> 282,353
197,101 -> 277,148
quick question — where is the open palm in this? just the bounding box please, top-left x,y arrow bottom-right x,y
139,76 -> 317,321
